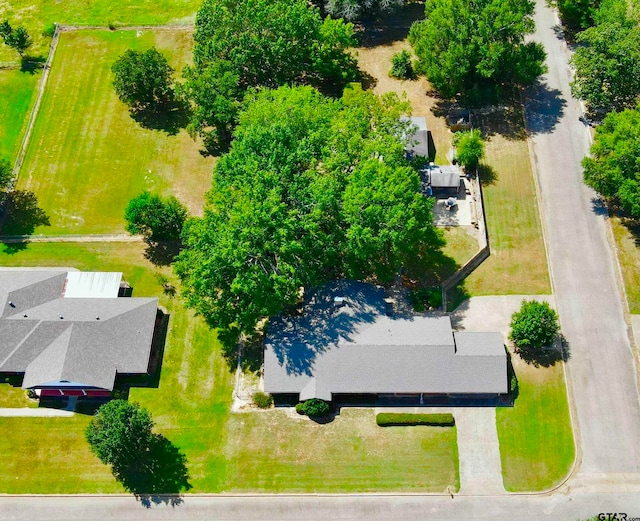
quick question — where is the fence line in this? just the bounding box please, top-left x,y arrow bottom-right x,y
441,174 -> 491,311
0,24 -> 62,233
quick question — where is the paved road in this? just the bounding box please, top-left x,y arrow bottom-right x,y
2,492 -> 640,521
526,0 -> 640,473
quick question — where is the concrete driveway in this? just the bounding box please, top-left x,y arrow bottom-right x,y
527,0 -> 640,475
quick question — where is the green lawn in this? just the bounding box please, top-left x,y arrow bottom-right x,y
441,227 -> 478,267
0,242 -> 459,493
464,111 -> 551,296
0,69 -> 40,161
496,353 -> 574,491
611,216 -> 640,314
14,29 -> 214,235
0,0 -> 201,61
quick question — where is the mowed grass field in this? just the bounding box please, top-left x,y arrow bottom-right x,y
0,0 -> 201,61
0,69 -> 40,160
611,217 -> 640,314
496,352 -> 574,491
15,29 -> 214,235
464,113 -> 551,296
0,242 -> 459,493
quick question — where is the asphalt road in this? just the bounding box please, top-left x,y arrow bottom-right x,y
526,0 -> 640,473
2,492 -> 640,521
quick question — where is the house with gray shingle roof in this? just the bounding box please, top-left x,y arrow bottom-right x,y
0,268 -> 159,398
263,280 -> 507,401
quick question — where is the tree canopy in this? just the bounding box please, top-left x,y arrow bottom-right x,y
175,84 -> 444,347
86,400 -> 190,494
454,130 -> 485,171
0,20 -> 32,56
582,108 -> 640,217
124,191 -> 188,241
0,157 -> 12,192
111,48 -> 175,112
570,19 -> 640,117
182,0 -> 358,153
509,300 -> 560,350
408,0 -> 546,101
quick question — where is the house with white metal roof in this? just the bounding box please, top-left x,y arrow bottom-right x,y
0,268 -> 159,398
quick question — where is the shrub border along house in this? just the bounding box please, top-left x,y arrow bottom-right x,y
376,413 -> 455,427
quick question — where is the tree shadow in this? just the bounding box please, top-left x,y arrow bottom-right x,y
477,163 -> 498,186
0,190 -> 50,250
113,433 -> 191,502
591,196 -> 609,217
130,98 -> 192,136
358,69 -> 378,91
514,335 -> 571,367
20,54 -> 46,74
474,105 -> 528,141
144,240 -> 183,266
525,79 -> 567,135
355,2 -> 425,48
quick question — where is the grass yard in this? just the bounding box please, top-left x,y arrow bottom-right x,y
441,227 -> 479,267
0,68 -> 40,160
14,29 -> 214,235
356,44 -> 550,297
496,352 -> 574,491
0,0 -> 201,61
611,216 -> 640,314
0,242 -> 459,493
464,112 -> 551,295
225,409 -> 458,493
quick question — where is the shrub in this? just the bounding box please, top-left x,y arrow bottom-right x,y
253,391 -> 273,409
409,287 -> 442,311
42,23 -> 56,38
509,299 -> 560,350
389,50 -> 414,80
295,398 -> 330,417
376,413 -> 455,427
454,129 -> 485,172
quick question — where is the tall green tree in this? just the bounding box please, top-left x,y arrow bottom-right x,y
570,21 -> 640,117
176,85 -> 443,347
0,20 -> 32,57
124,191 -> 187,241
183,0 -> 357,153
510,300 -> 560,350
86,400 -> 154,472
408,0 -> 546,101
86,400 -> 191,494
454,129 -> 485,171
112,48 -> 175,112
583,108 -> 640,217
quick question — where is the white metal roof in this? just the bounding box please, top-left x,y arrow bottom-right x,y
64,272 -> 122,299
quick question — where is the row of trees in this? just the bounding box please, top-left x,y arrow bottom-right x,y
175,84 -> 445,347
570,0 -> 640,117
559,0 -> 640,218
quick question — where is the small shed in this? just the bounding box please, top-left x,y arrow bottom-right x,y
400,116 -> 430,158
427,164 -> 462,189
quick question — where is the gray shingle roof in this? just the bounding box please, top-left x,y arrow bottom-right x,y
264,280 -> 507,400
401,116 -> 430,158
0,269 -> 158,390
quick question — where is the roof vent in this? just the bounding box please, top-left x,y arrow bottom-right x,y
384,298 -> 395,317
8,301 -> 15,307
96,316 -> 100,320
23,314 -> 28,318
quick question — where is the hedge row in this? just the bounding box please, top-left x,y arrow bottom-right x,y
376,413 -> 455,427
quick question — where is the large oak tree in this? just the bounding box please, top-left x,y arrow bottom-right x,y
408,0 -> 546,101
175,85 -> 444,347
182,0 -> 358,154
